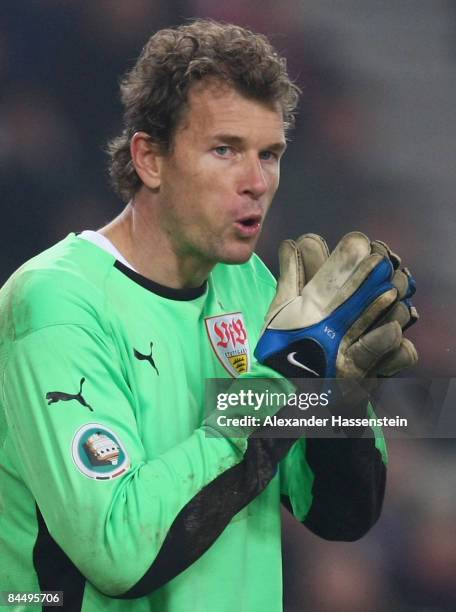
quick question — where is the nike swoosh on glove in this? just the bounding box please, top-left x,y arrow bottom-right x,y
254,232 -> 418,380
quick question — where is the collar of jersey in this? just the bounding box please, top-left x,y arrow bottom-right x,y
113,260 -> 207,301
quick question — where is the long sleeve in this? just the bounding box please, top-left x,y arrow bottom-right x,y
2,324 -> 294,598
279,426 -> 387,541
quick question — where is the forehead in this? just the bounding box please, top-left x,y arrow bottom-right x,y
177,80 -> 285,142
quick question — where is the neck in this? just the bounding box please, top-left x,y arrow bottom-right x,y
99,190 -> 213,289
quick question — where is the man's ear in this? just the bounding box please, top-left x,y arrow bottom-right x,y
130,132 -> 164,190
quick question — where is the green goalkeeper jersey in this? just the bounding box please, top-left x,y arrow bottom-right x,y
0,234 -> 387,611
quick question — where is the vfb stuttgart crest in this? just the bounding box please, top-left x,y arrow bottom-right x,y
205,313 -> 250,377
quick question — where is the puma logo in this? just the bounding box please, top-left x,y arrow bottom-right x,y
46,377 -> 93,411
134,341 -> 159,375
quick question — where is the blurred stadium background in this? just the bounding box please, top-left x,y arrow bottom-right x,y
1,1 -> 456,610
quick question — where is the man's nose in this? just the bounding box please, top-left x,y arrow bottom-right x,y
238,156 -> 268,199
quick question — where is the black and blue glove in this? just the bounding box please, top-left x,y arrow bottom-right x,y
254,232 -> 418,380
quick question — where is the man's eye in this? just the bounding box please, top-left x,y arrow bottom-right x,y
214,146 -> 233,156
259,150 -> 276,161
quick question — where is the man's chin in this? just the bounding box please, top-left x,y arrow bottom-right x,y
218,248 -> 255,266
210,236 -> 260,266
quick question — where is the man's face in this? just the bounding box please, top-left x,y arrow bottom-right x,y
156,81 -> 286,267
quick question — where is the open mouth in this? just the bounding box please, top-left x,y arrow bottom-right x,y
240,217 -> 258,227
234,214 -> 262,236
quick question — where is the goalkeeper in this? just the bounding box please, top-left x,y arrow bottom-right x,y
0,19 -> 417,612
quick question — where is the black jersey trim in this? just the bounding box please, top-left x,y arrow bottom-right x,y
33,505 -> 86,611
113,260 -> 207,301
281,438 -> 386,541
114,436 -> 296,599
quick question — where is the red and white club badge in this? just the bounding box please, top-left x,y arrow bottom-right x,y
205,312 -> 250,377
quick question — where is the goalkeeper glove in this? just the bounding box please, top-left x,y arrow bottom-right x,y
254,232 -> 418,379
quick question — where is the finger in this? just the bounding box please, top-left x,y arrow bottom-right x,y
265,240 -> 302,323
371,239 -> 401,269
360,289 -> 400,335
373,338 -> 418,376
402,267 -> 416,298
380,301 -> 411,329
295,233 -> 329,286
347,320 -> 402,374
305,232 -> 374,309
391,269 -> 410,299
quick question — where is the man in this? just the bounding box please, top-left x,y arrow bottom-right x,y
0,20 -> 417,611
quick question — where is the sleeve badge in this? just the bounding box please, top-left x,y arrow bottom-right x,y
71,424 -> 130,480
